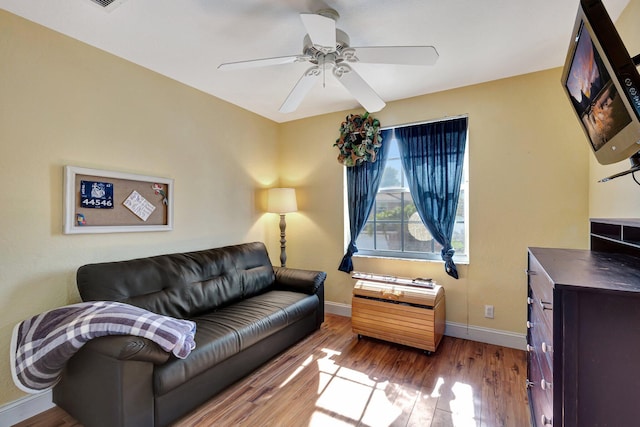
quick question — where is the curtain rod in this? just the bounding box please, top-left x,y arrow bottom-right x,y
380,113 -> 469,131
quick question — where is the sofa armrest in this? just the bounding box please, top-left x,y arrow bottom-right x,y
83,335 -> 171,364
54,336 -> 160,427
273,267 -> 326,295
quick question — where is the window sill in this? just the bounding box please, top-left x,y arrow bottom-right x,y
353,253 -> 469,265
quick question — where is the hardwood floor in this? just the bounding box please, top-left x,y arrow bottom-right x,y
14,314 -> 530,427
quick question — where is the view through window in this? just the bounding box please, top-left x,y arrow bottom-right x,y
355,123 -> 468,261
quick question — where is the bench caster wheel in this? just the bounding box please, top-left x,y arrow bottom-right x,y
424,350 -> 432,356
357,334 -> 362,340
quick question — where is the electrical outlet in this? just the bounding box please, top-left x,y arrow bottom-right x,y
484,305 -> 494,319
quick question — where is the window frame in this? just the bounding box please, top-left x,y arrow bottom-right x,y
353,117 -> 469,264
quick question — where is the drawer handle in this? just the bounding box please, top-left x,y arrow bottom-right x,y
539,300 -> 552,311
542,342 -> 552,353
527,297 -> 534,305
525,269 -> 537,276
527,321 -> 533,329
541,379 -> 552,391
525,379 -> 535,389
526,344 -> 534,352
541,414 -> 553,425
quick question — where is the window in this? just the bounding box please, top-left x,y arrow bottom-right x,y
355,122 -> 469,262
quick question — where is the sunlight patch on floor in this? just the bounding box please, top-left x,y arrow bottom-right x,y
316,375 -> 373,421
308,411 -> 354,427
279,354 -> 315,388
360,387 -> 403,426
279,348 -> 479,427
431,376 -> 445,398
284,348 -> 404,426
449,381 -> 477,427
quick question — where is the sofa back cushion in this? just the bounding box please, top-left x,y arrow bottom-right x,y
76,242 -> 275,318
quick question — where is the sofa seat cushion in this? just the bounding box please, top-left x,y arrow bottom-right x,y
153,290 -> 318,396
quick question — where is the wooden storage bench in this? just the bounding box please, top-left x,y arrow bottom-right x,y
352,279 -> 445,354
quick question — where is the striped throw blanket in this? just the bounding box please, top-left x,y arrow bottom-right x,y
10,301 -> 196,393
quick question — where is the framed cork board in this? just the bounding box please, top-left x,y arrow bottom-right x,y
63,166 -> 174,234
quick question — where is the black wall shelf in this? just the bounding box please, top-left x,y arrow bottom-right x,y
591,218 -> 640,255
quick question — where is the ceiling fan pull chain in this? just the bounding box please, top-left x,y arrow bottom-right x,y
320,55 -> 327,88
323,60 -> 326,88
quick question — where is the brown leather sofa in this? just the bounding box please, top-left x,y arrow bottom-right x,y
52,242 -> 326,427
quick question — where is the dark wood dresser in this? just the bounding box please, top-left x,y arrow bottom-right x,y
527,218 -> 640,427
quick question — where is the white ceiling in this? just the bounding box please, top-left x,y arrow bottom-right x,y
0,0 -> 631,123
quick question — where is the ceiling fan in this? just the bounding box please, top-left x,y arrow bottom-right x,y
218,9 -> 439,114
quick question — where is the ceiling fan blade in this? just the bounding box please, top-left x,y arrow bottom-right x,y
347,46 -> 439,66
300,13 -> 336,50
334,64 -> 386,112
218,54 -> 311,71
279,66 -> 321,113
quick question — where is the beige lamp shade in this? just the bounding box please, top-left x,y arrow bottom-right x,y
267,188 -> 298,214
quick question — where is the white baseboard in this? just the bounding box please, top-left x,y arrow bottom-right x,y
0,390 -> 54,426
444,321 -> 526,350
325,301 -> 352,317
325,301 -> 526,350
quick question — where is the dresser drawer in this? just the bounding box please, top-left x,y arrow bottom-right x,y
528,353 -> 554,426
528,295 -> 553,370
528,254 -> 554,328
528,295 -> 553,350
528,254 -> 553,304
528,322 -> 553,390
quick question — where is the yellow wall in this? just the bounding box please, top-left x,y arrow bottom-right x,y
589,0 -> 640,215
279,68 -> 591,335
0,11 -> 280,405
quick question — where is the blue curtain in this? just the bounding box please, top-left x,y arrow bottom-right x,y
338,129 -> 392,273
395,117 -> 468,279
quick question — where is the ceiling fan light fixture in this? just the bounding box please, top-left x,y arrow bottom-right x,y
303,30 -> 350,59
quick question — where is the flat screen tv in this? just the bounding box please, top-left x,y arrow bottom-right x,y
561,0 -> 640,168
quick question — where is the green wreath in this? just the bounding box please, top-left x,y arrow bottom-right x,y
334,112 -> 382,167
